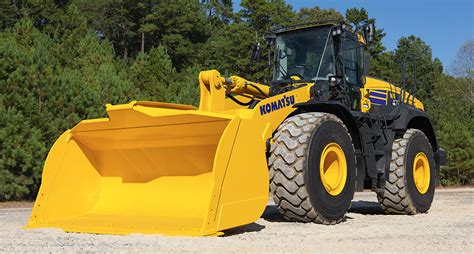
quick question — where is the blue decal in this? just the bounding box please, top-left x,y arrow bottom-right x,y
369,91 -> 387,98
260,95 -> 295,115
369,97 -> 387,105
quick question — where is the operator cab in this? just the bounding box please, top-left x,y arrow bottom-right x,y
273,25 -> 336,82
267,22 -> 374,111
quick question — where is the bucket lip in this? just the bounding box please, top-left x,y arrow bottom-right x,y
106,101 -> 198,111
137,101 -> 197,110
72,101 -> 237,133
24,222 -> 213,236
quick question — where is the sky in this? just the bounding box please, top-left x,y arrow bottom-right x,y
233,0 -> 474,69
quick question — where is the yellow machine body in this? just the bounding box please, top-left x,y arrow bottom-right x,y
361,77 -> 424,112
26,70 -> 312,236
26,69 -> 423,236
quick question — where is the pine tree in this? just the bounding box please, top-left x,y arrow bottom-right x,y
297,7 -> 343,23
431,76 -> 474,185
153,0 -> 209,70
201,0 -> 234,27
129,46 -> 176,101
393,36 -> 443,101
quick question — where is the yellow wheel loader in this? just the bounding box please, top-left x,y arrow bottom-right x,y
27,22 -> 445,235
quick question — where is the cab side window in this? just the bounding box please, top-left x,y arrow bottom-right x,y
341,35 -> 362,86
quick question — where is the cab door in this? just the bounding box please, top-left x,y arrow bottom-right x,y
340,32 -> 365,111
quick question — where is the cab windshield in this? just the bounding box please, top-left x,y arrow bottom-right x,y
273,26 -> 334,82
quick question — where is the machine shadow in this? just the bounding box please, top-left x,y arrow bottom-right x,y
349,201 -> 385,215
222,223 -> 265,237
261,200 -> 385,223
261,204 -> 286,222
222,200 -> 386,235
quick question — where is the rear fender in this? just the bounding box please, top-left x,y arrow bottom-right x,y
393,105 -> 441,185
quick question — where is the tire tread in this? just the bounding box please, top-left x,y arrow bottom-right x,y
377,129 -> 432,214
269,112 -> 354,224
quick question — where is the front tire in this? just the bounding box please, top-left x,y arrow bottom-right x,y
377,129 -> 436,214
269,113 -> 356,224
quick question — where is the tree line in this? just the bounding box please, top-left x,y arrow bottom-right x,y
0,0 -> 472,200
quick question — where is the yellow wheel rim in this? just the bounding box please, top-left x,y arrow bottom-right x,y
413,152 -> 430,194
320,143 -> 347,196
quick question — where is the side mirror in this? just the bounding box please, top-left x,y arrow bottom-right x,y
363,23 -> 375,44
250,42 -> 260,64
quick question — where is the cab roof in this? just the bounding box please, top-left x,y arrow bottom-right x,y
268,20 -> 366,44
270,20 -> 348,35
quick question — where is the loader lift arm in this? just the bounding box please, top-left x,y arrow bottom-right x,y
199,70 -> 269,112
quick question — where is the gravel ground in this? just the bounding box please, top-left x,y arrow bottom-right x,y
0,202 -> 33,209
0,188 -> 472,253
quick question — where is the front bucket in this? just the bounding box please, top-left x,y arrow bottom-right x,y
26,101 -> 268,236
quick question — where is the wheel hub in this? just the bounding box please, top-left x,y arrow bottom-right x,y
320,143 -> 347,196
413,152 -> 430,194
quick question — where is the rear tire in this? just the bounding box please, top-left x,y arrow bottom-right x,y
269,113 -> 356,224
377,129 -> 436,214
